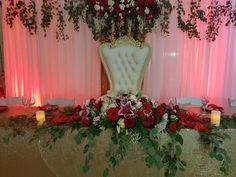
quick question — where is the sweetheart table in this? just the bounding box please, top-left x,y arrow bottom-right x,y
0,106 -> 236,177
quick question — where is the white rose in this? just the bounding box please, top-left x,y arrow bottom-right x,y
108,0 -> 115,7
93,116 -> 101,125
94,4 -> 100,11
130,94 -> 137,101
119,4 -> 125,10
85,99 -> 90,106
120,0 -> 125,3
162,113 -> 168,121
136,7 -> 139,10
101,103 -> 109,112
104,12 -> 108,18
108,103 -> 117,108
145,7 -> 150,14
130,0 -> 135,6
79,110 -> 83,117
135,101 -> 142,108
170,115 -> 177,121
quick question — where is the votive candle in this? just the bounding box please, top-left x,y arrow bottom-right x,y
210,110 -> 221,126
36,111 -> 45,126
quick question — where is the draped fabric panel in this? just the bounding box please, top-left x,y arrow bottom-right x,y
2,0 -> 236,106
2,1 -> 101,105
144,0 -> 236,106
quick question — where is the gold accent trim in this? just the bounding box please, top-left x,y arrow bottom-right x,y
98,37 -> 152,94
109,36 -> 142,48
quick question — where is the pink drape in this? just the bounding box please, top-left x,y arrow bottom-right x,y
2,0 -> 236,106
144,0 -> 236,106
2,1 -> 101,105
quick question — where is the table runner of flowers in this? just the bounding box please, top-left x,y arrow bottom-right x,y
1,93 -> 232,177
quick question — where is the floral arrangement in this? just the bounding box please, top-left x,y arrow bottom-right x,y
4,0 -> 236,42
2,93 -> 231,177
79,0 -> 166,41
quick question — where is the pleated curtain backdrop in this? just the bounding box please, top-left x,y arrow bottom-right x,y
2,0 -> 101,105
144,0 -> 236,106
2,0 -> 236,106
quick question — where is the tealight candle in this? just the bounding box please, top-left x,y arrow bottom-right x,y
210,110 -> 221,126
36,111 -> 45,126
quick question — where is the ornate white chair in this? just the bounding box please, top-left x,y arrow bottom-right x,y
99,37 -> 151,95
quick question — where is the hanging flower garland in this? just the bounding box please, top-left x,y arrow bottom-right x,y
4,0 -> 236,42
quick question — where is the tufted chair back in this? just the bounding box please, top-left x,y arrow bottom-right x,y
99,37 -> 151,95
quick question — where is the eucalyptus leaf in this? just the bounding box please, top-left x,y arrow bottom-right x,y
175,133 -> 183,145
103,168 -> 109,177
175,145 -> 182,157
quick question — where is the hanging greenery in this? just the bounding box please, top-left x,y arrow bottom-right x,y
4,0 -> 236,42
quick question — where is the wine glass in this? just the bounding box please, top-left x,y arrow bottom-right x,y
22,97 -> 36,116
22,97 -> 35,107
201,96 -> 209,114
27,97 -> 36,107
168,97 -> 176,109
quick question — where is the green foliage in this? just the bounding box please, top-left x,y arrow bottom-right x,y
199,128 -> 231,176
4,0 -> 236,42
2,102 -> 235,177
6,0 -> 37,34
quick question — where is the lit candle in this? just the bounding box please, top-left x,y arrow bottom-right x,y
36,111 -> 45,126
210,110 -> 221,126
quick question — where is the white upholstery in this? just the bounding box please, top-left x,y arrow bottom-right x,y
176,97 -> 202,106
229,98 -> 236,107
0,97 -> 23,105
44,98 -> 75,106
99,37 -> 151,94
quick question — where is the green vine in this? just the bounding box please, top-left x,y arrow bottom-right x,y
199,128 -> 231,176
41,0 -> 54,36
177,0 -> 207,39
64,0 -> 82,32
55,2 -> 69,40
4,0 -> 236,41
206,0 -> 236,41
6,0 -> 37,34
158,0 -> 174,36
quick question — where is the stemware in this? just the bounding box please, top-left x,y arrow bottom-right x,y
201,96 -> 209,114
22,97 -> 36,116
22,97 -> 35,107
168,97 -> 176,109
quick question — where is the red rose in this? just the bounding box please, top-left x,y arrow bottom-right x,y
95,99 -> 103,110
169,122 -> 177,132
82,118 -> 91,127
88,0 -> 96,5
142,102 -> 152,114
153,106 -> 165,118
194,123 -> 211,132
74,105 -> 81,112
142,116 -> 155,128
140,97 -> 147,104
107,107 -> 120,121
124,116 -> 136,128
89,98 -> 96,107
137,108 -> 145,117
71,113 -> 80,121
52,115 -> 71,124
